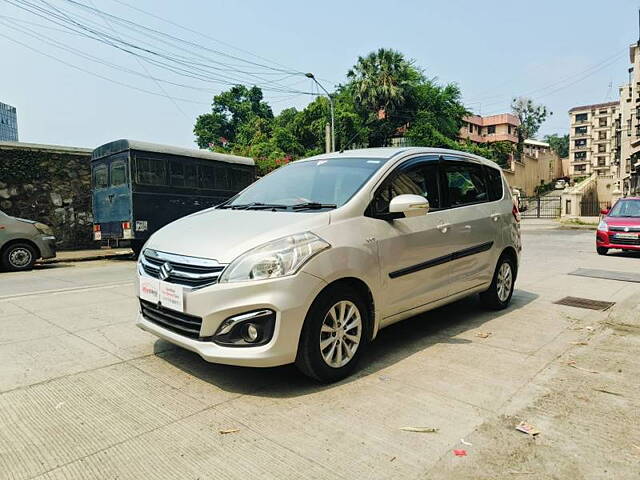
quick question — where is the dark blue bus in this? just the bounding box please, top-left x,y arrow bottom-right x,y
91,139 -> 255,255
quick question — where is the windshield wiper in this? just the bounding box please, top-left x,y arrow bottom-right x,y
291,202 -> 337,211
222,202 -> 289,210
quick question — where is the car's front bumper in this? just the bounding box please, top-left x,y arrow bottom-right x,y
38,235 -> 57,259
596,231 -> 640,251
136,271 -> 327,367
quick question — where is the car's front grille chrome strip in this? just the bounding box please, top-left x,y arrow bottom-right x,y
141,250 -> 227,289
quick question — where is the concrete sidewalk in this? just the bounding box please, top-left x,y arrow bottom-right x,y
39,247 -> 133,264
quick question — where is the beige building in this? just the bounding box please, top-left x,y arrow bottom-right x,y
459,114 -> 519,144
568,101 -> 619,178
617,43 -> 640,195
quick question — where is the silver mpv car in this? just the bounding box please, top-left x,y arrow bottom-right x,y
137,148 -> 521,382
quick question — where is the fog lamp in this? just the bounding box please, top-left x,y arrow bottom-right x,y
243,323 -> 260,343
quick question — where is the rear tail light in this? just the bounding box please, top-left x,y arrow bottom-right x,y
122,221 -> 131,230
512,204 -> 521,223
93,224 -> 101,232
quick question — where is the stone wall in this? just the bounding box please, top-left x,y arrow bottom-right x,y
0,141 -> 94,249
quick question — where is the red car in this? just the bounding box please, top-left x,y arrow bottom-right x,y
596,197 -> 640,255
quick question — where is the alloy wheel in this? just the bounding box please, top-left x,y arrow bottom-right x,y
319,300 -> 362,368
496,262 -> 513,302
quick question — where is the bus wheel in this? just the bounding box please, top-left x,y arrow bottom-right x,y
131,241 -> 144,259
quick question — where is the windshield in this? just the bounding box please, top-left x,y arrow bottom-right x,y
608,199 -> 640,217
224,157 -> 386,209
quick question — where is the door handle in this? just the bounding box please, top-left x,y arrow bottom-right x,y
490,213 -> 500,222
463,225 -> 472,231
437,223 -> 451,233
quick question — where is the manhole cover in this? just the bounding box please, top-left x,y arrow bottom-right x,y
553,296 -> 615,311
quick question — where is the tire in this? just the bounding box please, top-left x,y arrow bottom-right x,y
480,254 -> 516,310
1,243 -> 37,272
596,247 -> 608,256
131,240 -> 144,259
295,285 -> 371,383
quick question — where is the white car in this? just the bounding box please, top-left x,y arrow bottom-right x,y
136,147 -> 521,382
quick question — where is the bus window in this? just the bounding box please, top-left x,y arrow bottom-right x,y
199,164 -> 216,189
137,157 -> 166,185
215,165 -> 228,189
93,164 -> 108,189
185,164 -> 198,187
169,160 -> 185,187
110,160 -> 127,186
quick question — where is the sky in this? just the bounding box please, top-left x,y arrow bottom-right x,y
1,0 -> 639,149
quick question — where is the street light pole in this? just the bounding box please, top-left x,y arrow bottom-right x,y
306,73 -> 335,152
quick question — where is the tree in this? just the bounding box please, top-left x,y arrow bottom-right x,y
347,48 -> 423,146
544,133 -> 569,158
194,85 -> 273,148
511,97 -> 550,160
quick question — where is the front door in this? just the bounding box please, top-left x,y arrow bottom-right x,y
368,158 -> 455,319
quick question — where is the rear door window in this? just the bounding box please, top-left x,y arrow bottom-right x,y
442,161 -> 488,207
93,164 -> 108,189
110,161 -> 127,186
485,166 -> 503,201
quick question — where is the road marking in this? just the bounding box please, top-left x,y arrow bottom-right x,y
0,281 -> 134,300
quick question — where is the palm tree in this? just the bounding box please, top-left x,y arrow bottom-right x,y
347,48 -> 421,116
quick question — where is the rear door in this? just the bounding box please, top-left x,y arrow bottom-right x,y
92,153 -> 132,239
441,157 -> 497,294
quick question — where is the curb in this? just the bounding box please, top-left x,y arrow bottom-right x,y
39,250 -> 134,264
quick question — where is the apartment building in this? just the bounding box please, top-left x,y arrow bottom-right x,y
459,113 -> 519,144
568,101 -> 619,177
618,43 -> 640,195
0,102 -> 18,142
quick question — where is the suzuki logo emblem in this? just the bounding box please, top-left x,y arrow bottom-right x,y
158,262 -> 173,281
624,227 -> 630,232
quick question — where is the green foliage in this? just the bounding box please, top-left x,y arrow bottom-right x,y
192,48 -> 500,173
544,133 -> 569,158
511,97 -> 551,160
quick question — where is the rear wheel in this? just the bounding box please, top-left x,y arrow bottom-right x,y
1,243 -> 37,271
596,246 -> 608,255
131,240 -> 144,259
480,255 -> 515,310
296,285 -> 370,383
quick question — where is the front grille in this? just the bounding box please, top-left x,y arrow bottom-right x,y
140,299 -> 203,339
141,249 -> 226,288
609,225 -> 640,232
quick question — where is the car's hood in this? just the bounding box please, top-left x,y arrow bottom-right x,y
144,209 -> 332,263
605,216 -> 640,227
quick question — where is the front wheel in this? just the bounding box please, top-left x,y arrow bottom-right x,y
1,243 -> 37,271
480,255 -> 516,310
596,246 -> 608,256
295,285 -> 370,383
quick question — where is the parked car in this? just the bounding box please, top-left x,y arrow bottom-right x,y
596,197 -> 640,255
91,139 -> 255,256
135,147 -> 522,382
0,210 -> 56,271
554,179 -> 566,190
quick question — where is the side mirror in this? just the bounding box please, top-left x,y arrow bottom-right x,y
600,208 -> 610,215
389,194 -> 429,218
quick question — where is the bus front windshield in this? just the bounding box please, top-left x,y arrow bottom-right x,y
608,199 -> 640,217
223,157 -> 386,210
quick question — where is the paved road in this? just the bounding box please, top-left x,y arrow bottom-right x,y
0,229 -> 638,479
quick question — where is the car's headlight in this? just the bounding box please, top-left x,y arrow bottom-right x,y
34,222 -> 54,236
219,232 -> 330,283
597,220 -> 608,232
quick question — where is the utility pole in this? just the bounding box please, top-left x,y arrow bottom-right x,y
306,73 -> 335,152
325,123 -> 331,153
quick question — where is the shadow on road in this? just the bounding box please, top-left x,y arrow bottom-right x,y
154,288 -> 538,397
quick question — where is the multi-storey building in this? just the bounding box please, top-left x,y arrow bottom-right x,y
459,113 -> 519,144
567,101 -> 619,177
0,102 -> 18,141
618,43 -> 640,195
